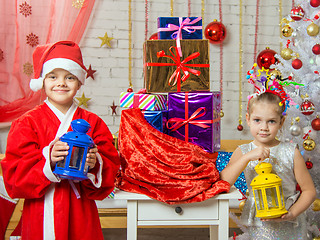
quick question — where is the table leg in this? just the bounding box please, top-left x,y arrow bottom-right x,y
218,200 -> 229,240
209,225 -> 218,240
127,200 -> 138,240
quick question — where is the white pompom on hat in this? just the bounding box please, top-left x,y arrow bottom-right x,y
29,41 -> 87,92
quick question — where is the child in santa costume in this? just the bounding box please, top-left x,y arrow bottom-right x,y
1,41 -> 120,240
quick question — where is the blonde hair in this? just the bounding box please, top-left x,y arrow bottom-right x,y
248,92 -> 285,118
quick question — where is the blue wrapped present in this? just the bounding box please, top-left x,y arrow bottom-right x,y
143,110 -> 168,133
157,17 -> 202,57
157,17 -> 202,40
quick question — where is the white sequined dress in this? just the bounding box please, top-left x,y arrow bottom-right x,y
239,141 -> 309,240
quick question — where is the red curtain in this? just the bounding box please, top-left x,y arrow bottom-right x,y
0,0 -> 96,123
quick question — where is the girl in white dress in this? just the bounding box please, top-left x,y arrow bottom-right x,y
221,90 -> 316,240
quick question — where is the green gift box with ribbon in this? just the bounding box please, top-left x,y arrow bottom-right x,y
143,40 -> 210,93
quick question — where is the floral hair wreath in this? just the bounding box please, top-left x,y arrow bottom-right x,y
246,63 -> 302,116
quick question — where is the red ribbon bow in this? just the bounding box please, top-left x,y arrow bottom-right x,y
145,46 -> 209,92
167,107 -> 220,142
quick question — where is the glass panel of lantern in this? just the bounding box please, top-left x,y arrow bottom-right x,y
266,187 -> 279,209
254,189 -> 264,210
70,146 -> 85,170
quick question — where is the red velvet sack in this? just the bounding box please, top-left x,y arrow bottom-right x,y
115,108 -> 230,204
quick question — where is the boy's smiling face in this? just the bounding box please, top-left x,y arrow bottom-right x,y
44,68 -> 81,114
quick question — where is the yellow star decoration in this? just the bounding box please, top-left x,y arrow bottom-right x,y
99,32 -> 114,47
76,93 -> 91,108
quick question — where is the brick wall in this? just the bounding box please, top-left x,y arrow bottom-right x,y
0,0 -> 293,152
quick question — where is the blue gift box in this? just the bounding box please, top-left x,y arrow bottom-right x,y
157,17 -> 202,40
143,110 -> 168,133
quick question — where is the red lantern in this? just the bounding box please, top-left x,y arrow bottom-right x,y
312,44 -> 320,55
300,100 -> 315,115
292,58 -> 303,69
290,6 -> 305,21
149,33 -> 158,40
256,48 -> 277,69
204,20 -> 227,44
311,116 -> 320,130
310,0 -> 320,8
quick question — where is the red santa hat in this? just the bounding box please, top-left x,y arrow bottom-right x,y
30,41 -> 87,92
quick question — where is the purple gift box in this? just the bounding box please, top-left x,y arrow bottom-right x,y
167,92 -> 221,152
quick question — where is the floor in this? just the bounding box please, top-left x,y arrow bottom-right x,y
102,228 -> 243,240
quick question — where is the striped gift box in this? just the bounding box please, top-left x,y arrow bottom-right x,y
120,92 -> 167,111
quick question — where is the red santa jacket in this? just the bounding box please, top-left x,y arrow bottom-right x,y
1,102 -> 120,240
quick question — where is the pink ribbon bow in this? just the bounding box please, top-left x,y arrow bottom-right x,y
158,17 -> 202,57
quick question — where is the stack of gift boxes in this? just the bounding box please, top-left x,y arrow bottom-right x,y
120,16 -> 221,153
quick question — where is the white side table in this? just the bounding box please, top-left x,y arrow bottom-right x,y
114,187 -> 241,240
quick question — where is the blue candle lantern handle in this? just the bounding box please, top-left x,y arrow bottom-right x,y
71,119 -> 91,134
53,119 -> 95,180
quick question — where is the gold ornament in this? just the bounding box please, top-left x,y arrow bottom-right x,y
303,137 -> 316,151
270,70 -> 282,80
98,32 -> 114,47
307,23 -> 319,36
239,200 -> 246,212
76,93 -> 91,108
312,198 -> 320,211
282,25 -> 293,37
313,237 -> 320,240
280,48 -> 293,60
220,111 -> 224,118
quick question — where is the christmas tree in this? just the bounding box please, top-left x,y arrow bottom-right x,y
273,0 -> 320,238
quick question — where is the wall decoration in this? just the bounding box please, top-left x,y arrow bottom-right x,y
238,0 -> 243,131
86,65 -> 96,79
72,0 -> 85,9
23,62 -> 33,76
99,32 -> 114,47
19,1 -> 32,17
76,93 -> 91,108
26,33 -> 39,47
110,101 -> 118,115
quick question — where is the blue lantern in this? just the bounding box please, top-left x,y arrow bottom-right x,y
53,119 -> 94,180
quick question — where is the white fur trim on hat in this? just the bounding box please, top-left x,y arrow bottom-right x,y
30,77 -> 44,91
42,58 -> 86,84
30,58 -> 86,92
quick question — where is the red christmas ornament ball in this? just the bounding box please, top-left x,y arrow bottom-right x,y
300,100 -> 315,115
306,160 -> 313,169
237,124 -> 243,131
312,117 -> 320,130
290,6 -> 305,21
127,87 -> 133,92
292,58 -> 303,69
204,20 -> 227,44
149,32 -> 158,40
312,44 -> 320,55
256,48 -> 277,69
310,0 -> 320,8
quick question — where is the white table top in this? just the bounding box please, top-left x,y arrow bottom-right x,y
114,186 -> 242,201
